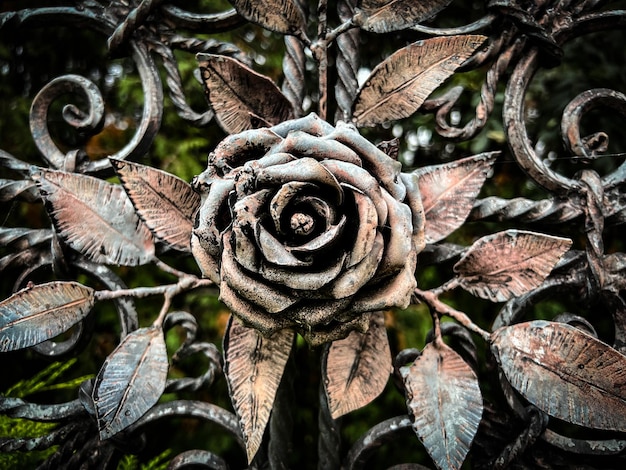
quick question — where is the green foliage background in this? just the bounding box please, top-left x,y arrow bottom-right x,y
1,0 -> 626,467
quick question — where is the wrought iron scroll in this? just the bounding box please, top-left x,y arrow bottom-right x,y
2,0 -> 626,469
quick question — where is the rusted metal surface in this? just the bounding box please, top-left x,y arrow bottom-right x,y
1,0 -> 626,468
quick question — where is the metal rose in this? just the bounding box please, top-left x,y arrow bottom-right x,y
191,114 -> 425,346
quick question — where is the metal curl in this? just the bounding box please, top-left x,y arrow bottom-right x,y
342,415 -> 413,470
552,313 -> 598,337
561,88 -> 626,165
149,39 -> 214,127
425,38 -> 526,141
161,6 -> 244,32
2,6 -> 162,175
491,405 -> 548,469
107,0 -> 163,55
167,34 -> 249,64
411,13 -> 496,36
29,74 -> 104,170
163,311 -> 222,392
128,400 -> 245,450
166,450 -> 228,470
505,11 -> 626,195
83,36 -> 163,174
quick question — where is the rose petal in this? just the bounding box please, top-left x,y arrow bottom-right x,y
329,121 -> 405,200
351,258 -> 417,313
269,181 -> 318,234
232,225 -> 260,272
302,196 -> 337,226
346,189 -> 378,267
220,282 -> 294,336
287,298 -> 352,328
377,189 -> 413,277
256,158 -> 343,205
191,232 -> 220,283
255,222 -> 312,267
320,160 -> 388,227
253,152 -> 296,169
212,128 -> 282,171
193,178 -> 235,257
301,314 -> 371,347
400,172 -> 426,255
231,190 -> 274,272
270,113 -> 335,137
221,238 -> 299,313
270,131 -> 362,166
289,215 -> 346,255
325,232 -> 384,298
260,253 -> 346,290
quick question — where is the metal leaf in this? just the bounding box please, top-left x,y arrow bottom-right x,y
400,341 -> 482,470
352,35 -> 486,127
198,54 -> 294,134
491,320 -> 626,431
323,312 -> 392,419
93,326 -> 169,439
454,230 -> 572,302
111,159 -> 200,252
355,0 -> 454,33
31,168 -> 155,266
0,281 -> 94,352
224,317 -> 294,463
416,153 -> 497,243
228,0 -> 306,37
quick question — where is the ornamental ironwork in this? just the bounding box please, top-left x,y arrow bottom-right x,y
1,0 -> 626,469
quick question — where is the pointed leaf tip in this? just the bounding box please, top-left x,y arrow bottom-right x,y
224,317 -> 294,462
324,312 -> 392,419
416,152 -> 498,243
355,0 -> 454,33
111,158 -> 200,252
492,320 -> 626,432
93,326 -> 168,439
34,169 -> 155,266
401,342 -> 482,470
0,282 -> 94,352
229,0 -> 306,37
198,54 -> 294,134
454,230 -> 572,301
352,35 -> 486,127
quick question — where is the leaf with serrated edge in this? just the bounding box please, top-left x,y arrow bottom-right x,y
355,0 -> 453,33
401,342 -> 482,470
31,169 -> 155,266
492,320 -> 626,431
352,35 -> 485,127
93,326 -> 168,439
0,282 -> 94,352
111,159 -> 200,252
323,312 -> 392,419
229,0 -> 306,36
454,230 -> 571,302
198,54 -> 294,134
416,152 -> 497,243
224,316 -> 294,463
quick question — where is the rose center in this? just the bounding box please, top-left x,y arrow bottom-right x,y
290,212 -> 315,236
